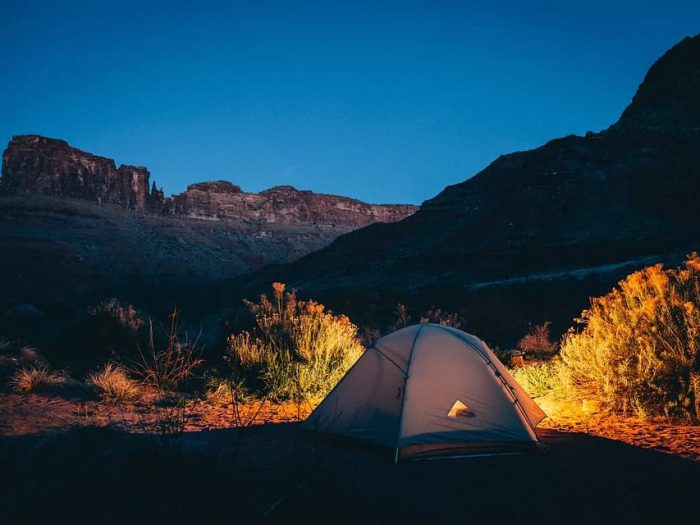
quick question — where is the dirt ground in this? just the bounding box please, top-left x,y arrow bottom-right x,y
1,390 -> 699,524
2,389 -> 699,462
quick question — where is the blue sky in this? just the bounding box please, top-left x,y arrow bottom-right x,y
1,1 -> 698,204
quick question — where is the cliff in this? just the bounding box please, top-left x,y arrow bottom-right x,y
1,135 -> 163,211
0,136 -> 417,228
168,181 -> 416,227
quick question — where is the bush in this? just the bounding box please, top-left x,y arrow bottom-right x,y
88,363 -> 141,403
516,322 -> 559,358
85,298 -> 146,358
131,309 -> 204,392
10,364 -> 68,393
511,360 -> 565,399
226,283 -> 364,401
560,254 -> 700,421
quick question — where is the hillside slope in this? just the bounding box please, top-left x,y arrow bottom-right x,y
241,34 -> 700,344
0,138 -> 415,338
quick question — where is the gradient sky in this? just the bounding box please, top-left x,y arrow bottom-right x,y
1,1 -> 699,204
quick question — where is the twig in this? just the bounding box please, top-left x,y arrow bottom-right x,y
262,477 -> 311,518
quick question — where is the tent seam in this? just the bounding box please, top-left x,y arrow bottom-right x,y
373,342 -> 410,375
393,324 -> 426,462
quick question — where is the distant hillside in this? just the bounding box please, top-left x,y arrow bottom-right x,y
1,134 -> 416,225
0,137 -> 416,347
239,34 -> 700,346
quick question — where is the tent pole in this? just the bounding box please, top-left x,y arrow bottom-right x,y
392,325 -> 425,465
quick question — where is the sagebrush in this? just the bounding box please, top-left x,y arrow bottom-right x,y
511,359 -> 565,399
516,322 -> 559,357
225,282 -> 364,401
560,254 -> 700,421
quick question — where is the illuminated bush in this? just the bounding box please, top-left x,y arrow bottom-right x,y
226,283 -> 364,401
560,254 -> 700,420
87,362 -> 141,403
511,359 -> 565,399
516,322 -> 559,358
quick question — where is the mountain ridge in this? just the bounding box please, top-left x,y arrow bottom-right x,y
236,33 -> 700,345
1,134 -> 416,227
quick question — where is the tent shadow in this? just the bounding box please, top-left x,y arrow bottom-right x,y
0,422 -> 698,523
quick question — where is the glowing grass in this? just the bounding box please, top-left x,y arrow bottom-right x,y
88,362 -> 142,404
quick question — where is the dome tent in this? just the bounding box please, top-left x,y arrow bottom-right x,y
305,324 -> 546,462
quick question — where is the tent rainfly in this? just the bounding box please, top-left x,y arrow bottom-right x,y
305,324 -> 546,461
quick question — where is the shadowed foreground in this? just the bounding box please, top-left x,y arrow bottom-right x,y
0,424 -> 697,524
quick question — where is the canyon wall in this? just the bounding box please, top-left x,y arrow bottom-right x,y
0,135 -> 417,227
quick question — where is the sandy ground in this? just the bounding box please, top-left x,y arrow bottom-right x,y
1,389 -> 699,523
0,389 -> 313,436
1,389 -> 698,463
537,396 -> 700,463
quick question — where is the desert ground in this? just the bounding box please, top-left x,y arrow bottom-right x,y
1,387 -> 698,524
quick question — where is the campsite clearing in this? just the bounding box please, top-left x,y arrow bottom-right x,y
0,393 -> 698,523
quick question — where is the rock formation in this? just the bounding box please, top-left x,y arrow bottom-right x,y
0,135 -> 164,212
0,134 -> 416,334
167,181 -> 416,227
0,136 -> 417,228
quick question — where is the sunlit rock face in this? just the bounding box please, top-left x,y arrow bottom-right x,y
1,135 -> 162,211
168,181 -> 417,226
0,136 -> 417,229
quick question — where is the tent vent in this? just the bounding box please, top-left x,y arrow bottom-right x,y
447,400 -> 475,418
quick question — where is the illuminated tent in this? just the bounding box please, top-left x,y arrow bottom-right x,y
306,323 -> 546,462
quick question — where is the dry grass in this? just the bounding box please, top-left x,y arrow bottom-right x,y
10,364 -> 68,393
560,253 -> 700,421
226,282 -> 364,401
87,363 -> 142,404
131,308 -> 204,392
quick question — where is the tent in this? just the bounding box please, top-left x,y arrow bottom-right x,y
305,323 -> 546,461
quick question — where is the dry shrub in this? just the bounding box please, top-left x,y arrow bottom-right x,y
205,379 -> 236,404
86,298 -> 146,358
10,363 -> 68,393
560,254 -> 700,421
419,307 -> 463,328
131,308 -> 204,392
88,298 -> 143,333
88,363 -> 141,403
516,322 -> 559,357
388,303 -> 465,333
511,359 -> 566,399
226,283 -> 364,401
